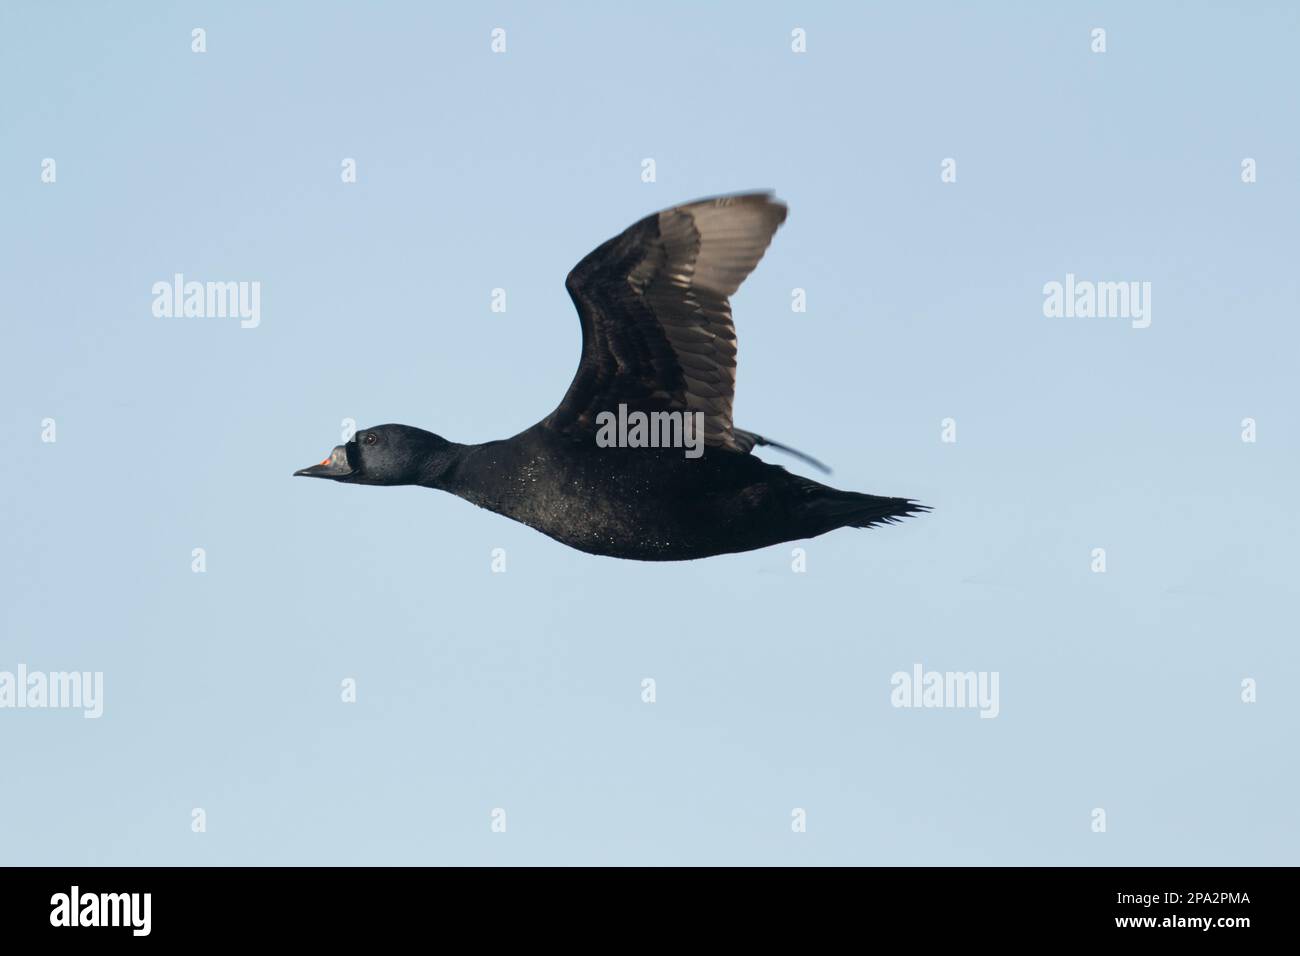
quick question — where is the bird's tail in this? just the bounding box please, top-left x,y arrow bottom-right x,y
793,479 -> 930,532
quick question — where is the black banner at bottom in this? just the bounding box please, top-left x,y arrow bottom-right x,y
0,866 -> 1274,942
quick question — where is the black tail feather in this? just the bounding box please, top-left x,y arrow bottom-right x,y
844,497 -> 931,529
795,480 -> 930,532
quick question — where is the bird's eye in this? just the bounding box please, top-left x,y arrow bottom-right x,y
363,432 -> 378,446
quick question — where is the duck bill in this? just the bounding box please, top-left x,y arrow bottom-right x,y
294,444 -> 355,480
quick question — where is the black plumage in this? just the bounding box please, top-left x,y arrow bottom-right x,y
296,193 -> 927,560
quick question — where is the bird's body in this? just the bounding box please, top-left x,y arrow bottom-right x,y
296,192 -> 927,560
426,425 -> 918,561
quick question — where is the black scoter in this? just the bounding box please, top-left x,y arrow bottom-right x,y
295,193 -> 927,560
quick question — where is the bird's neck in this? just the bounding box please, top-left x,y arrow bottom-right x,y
415,441 -> 472,490
420,439 -> 517,506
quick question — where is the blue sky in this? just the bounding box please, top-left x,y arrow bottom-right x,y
1,1 -> 1297,864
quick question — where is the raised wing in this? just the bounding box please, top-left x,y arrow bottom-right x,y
545,192 -> 787,452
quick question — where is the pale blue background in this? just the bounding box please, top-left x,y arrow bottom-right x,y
2,1 -> 1296,865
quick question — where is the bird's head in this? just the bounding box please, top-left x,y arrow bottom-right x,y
294,424 -> 455,486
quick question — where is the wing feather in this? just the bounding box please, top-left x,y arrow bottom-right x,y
545,193 -> 787,451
